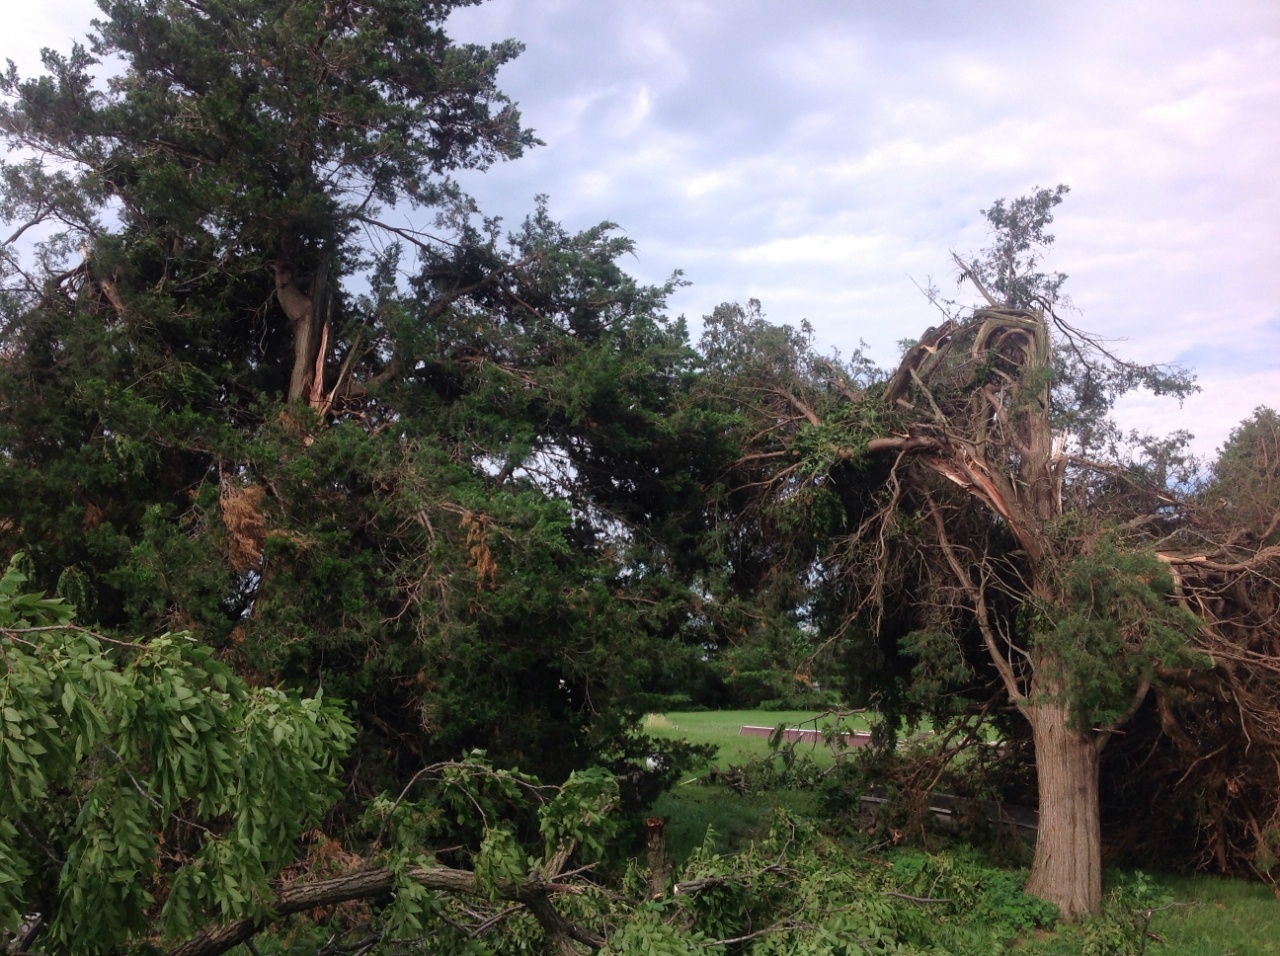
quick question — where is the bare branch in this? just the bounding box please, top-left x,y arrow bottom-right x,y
925,495 -> 1025,702
952,252 -> 1001,308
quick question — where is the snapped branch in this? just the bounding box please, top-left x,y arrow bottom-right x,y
168,862 -> 601,956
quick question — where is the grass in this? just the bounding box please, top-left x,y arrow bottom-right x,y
644,708 -> 876,772
1010,873 -> 1280,956
647,709 -> 1280,955
1142,873 -> 1280,956
643,708 -> 862,862
648,784 -> 820,864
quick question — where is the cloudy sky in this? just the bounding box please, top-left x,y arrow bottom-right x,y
3,0 -> 1277,455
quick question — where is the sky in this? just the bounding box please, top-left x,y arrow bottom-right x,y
2,0 -> 1277,456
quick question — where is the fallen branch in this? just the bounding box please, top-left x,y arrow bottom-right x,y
168,863 -> 601,956
882,891 -> 952,904
0,624 -> 150,650
672,863 -> 790,896
709,917 -> 814,947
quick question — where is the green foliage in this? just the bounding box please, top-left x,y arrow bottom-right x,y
689,300 -> 889,710
538,765 -> 620,861
647,814 -> 1060,955
1,0 -> 534,256
181,748 -> 1065,956
972,184 -> 1071,310
901,626 -> 973,703
474,826 -> 526,900
0,5 -> 762,943
1030,535 -> 1206,728
1202,405 -> 1280,545
1079,872 -> 1171,956
0,0 -> 1258,942
601,908 -> 714,955
0,555 -> 352,953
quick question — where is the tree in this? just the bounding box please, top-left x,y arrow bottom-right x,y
0,555 -> 352,953
1,0 -> 534,407
865,309 -> 1201,916
709,188 -> 1239,917
1060,405 -> 1280,879
0,4 -> 758,949
688,300 -> 884,710
0,0 -> 730,798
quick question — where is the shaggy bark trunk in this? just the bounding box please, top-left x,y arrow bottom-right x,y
1024,699 -> 1102,918
873,304 -> 1111,918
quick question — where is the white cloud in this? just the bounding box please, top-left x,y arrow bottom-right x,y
0,2 -> 101,77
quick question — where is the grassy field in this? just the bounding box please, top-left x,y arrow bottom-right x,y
647,710 -> 1280,956
644,708 -> 876,772
1140,874 -> 1280,956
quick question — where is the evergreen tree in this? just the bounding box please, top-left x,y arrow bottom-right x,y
0,0 -> 725,799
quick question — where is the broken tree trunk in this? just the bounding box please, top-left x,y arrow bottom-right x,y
273,252 -> 331,407
874,306 -> 1112,917
647,815 -> 672,899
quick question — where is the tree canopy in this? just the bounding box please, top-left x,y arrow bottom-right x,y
0,0 -> 739,800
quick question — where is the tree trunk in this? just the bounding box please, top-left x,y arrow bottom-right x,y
1024,700 -> 1102,918
273,253 -> 330,405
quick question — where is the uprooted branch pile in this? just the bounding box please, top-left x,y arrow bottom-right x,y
1104,543 -> 1280,877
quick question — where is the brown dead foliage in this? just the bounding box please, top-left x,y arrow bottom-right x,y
464,511 -> 498,590
276,830 -> 370,933
219,479 -> 267,572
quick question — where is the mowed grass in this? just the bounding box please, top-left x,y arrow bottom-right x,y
644,709 -> 876,773
1013,873 -> 1280,956
1144,873 -> 1280,956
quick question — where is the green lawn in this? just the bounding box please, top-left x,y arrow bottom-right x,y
1144,874 -> 1280,956
1011,873 -> 1280,956
644,708 -> 876,772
